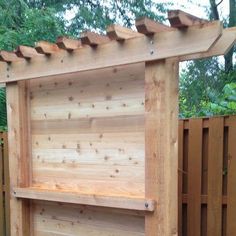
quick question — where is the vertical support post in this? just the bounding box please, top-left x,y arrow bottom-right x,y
145,59 -> 179,236
6,81 -> 31,236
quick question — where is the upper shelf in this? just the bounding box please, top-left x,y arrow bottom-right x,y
13,187 -> 156,212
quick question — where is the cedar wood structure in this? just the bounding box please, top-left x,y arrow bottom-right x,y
0,10 -> 235,236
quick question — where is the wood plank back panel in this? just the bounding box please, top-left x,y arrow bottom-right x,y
30,63 -> 145,197
28,63 -> 146,235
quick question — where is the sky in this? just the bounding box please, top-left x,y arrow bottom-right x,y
65,0 -> 230,22
167,0 -> 229,19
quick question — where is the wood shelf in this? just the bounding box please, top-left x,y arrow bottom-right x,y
13,187 -> 156,212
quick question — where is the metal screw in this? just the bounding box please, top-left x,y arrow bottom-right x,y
150,40 -> 154,44
145,202 -> 149,208
150,50 -> 154,55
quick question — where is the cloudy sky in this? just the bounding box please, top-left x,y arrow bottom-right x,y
169,0 -> 228,17
66,1 -> 229,23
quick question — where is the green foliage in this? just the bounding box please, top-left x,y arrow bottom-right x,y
180,67 -> 236,118
0,0 -> 65,50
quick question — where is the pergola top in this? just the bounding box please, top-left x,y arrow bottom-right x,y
0,9 -> 235,83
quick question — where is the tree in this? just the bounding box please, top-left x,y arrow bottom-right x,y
180,0 -> 236,118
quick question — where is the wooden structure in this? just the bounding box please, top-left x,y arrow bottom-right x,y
179,116 -> 236,236
0,10 -> 235,236
2,114 -> 236,236
0,132 -> 9,236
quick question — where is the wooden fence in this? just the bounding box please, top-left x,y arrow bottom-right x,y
0,132 -> 9,236
0,116 -> 236,235
178,116 -> 236,236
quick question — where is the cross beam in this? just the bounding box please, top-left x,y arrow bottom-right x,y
0,21 -> 223,83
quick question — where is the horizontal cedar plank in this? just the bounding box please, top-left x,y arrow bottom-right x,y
0,21 -> 222,82
13,188 -> 155,212
31,115 -> 145,134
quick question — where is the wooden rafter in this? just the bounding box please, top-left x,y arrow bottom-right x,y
168,9 -> 208,28
135,17 -> 173,34
56,36 -> 82,51
107,25 -> 143,40
80,31 -> 110,46
16,45 -> 42,59
0,51 -> 23,63
35,41 -> 60,55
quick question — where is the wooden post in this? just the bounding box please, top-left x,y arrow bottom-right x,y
145,59 -> 179,236
6,81 -> 31,236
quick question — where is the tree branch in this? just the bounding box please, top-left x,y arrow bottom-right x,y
216,0 -> 224,7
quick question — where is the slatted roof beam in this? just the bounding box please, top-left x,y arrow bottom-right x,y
168,10 -> 208,28
135,17 -> 173,35
107,25 -> 143,41
35,41 -> 60,55
80,31 -> 110,46
56,36 -> 82,51
16,46 -> 42,60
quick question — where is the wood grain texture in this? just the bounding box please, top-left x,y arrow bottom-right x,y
227,116 -> 236,236
168,10 -> 208,28
187,119 -> 202,236
29,63 -> 145,198
107,25 -> 142,40
13,187 -> 155,212
33,201 -> 145,236
178,120 -> 184,236
0,133 -> 4,236
6,81 -> 32,236
2,132 -> 10,236
207,117 -> 224,236
145,59 -> 179,236
180,27 -> 236,61
135,17 -> 173,34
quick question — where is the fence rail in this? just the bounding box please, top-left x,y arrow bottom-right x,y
178,116 -> 236,236
1,115 -> 236,235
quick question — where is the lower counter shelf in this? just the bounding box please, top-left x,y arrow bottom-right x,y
13,187 -> 156,212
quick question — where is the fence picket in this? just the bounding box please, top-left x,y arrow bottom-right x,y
207,117 -> 224,236
227,116 -> 236,236
0,133 -> 4,236
187,119 -> 202,236
178,120 -> 184,236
